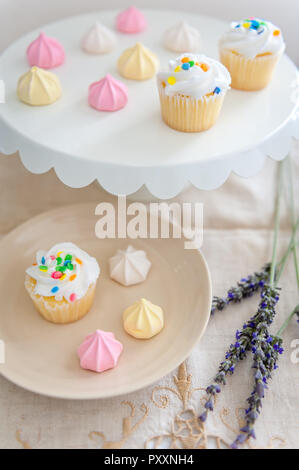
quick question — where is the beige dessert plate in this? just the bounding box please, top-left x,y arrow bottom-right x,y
0,203 -> 211,399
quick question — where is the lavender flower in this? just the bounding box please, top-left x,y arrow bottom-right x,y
211,264 -> 271,315
230,285 -> 281,448
200,285 -> 280,425
231,335 -> 283,448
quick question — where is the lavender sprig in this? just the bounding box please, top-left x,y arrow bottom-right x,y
231,334 -> 283,447
231,287 -> 282,448
211,264 -> 271,315
199,285 -> 280,423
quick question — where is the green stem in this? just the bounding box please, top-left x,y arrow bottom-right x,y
270,162 -> 284,287
274,156 -> 299,338
277,239 -> 298,271
275,217 -> 299,286
286,156 -> 299,291
276,304 -> 299,338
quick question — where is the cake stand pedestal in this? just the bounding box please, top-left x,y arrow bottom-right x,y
0,9 -> 298,199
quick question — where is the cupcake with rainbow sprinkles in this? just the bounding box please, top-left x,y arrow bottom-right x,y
157,54 -> 231,132
219,17 -> 285,90
25,242 -> 100,324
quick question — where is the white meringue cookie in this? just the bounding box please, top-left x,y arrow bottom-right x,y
163,21 -> 202,53
81,22 -> 116,54
109,245 -> 151,286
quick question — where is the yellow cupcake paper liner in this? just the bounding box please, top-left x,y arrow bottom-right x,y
158,86 -> 225,132
25,275 -> 96,324
219,49 -> 281,91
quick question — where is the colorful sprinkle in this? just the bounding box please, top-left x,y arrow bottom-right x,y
60,274 -> 66,281
39,265 -> 48,271
181,57 -> 190,63
51,286 -> 59,294
250,20 -> 260,30
235,24 -> 241,28
75,258 -> 83,265
50,255 -> 56,260
214,87 -> 221,94
161,81 -> 166,88
174,65 -> 181,72
67,263 -> 74,271
69,274 -> 77,281
57,265 -> 67,273
273,29 -> 280,36
182,63 -> 190,70
57,251 -> 63,256
69,293 -> 77,302
243,22 -> 250,28
41,256 -> 46,265
167,76 -> 176,85
52,271 -> 62,279
200,63 -> 209,72
65,254 -> 72,261
32,263 -> 37,266
189,60 -> 195,67
56,256 -> 62,265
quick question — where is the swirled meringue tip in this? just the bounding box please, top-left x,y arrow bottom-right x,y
109,245 -> 151,286
78,330 -> 123,373
17,66 -> 62,106
26,242 -> 100,302
219,18 -> 285,59
163,21 -> 202,53
118,42 -> 159,80
116,6 -> 147,34
26,32 -> 65,69
123,298 -> 164,339
81,22 -> 117,54
88,74 -> 128,112
158,53 -> 231,100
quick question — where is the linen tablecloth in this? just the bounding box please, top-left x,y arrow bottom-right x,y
0,144 -> 298,449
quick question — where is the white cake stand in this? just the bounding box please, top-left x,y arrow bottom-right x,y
0,9 -> 298,199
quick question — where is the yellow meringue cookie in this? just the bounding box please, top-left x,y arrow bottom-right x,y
17,66 -> 62,106
117,42 -> 159,80
123,298 -> 164,339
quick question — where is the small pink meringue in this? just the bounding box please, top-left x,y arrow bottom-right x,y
116,6 -> 147,34
26,32 -> 65,69
77,330 -> 123,373
88,74 -> 128,112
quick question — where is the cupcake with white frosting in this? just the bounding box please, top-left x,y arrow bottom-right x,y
25,242 -> 100,324
219,18 -> 285,90
157,53 -> 231,132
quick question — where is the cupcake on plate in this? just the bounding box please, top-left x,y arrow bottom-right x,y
25,242 -> 100,324
157,53 -> 231,132
219,18 -> 285,90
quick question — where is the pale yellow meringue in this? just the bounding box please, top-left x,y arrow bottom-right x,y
17,66 -> 62,106
123,298 -> 164,339
117,42 -> 159,80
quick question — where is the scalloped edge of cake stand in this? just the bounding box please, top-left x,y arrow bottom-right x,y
0,111 -> 298,199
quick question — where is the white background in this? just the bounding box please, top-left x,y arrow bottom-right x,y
0,0 -> 298,64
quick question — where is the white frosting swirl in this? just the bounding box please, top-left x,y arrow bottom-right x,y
26,242 -> 100,301
158,53 -> 231,99
219,18 -> 285,59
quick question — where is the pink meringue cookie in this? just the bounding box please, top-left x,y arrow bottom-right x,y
116,6 -> 147,34
88,74 -> 128,112
77,330 -> 123,373
26,32 -> 65,69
